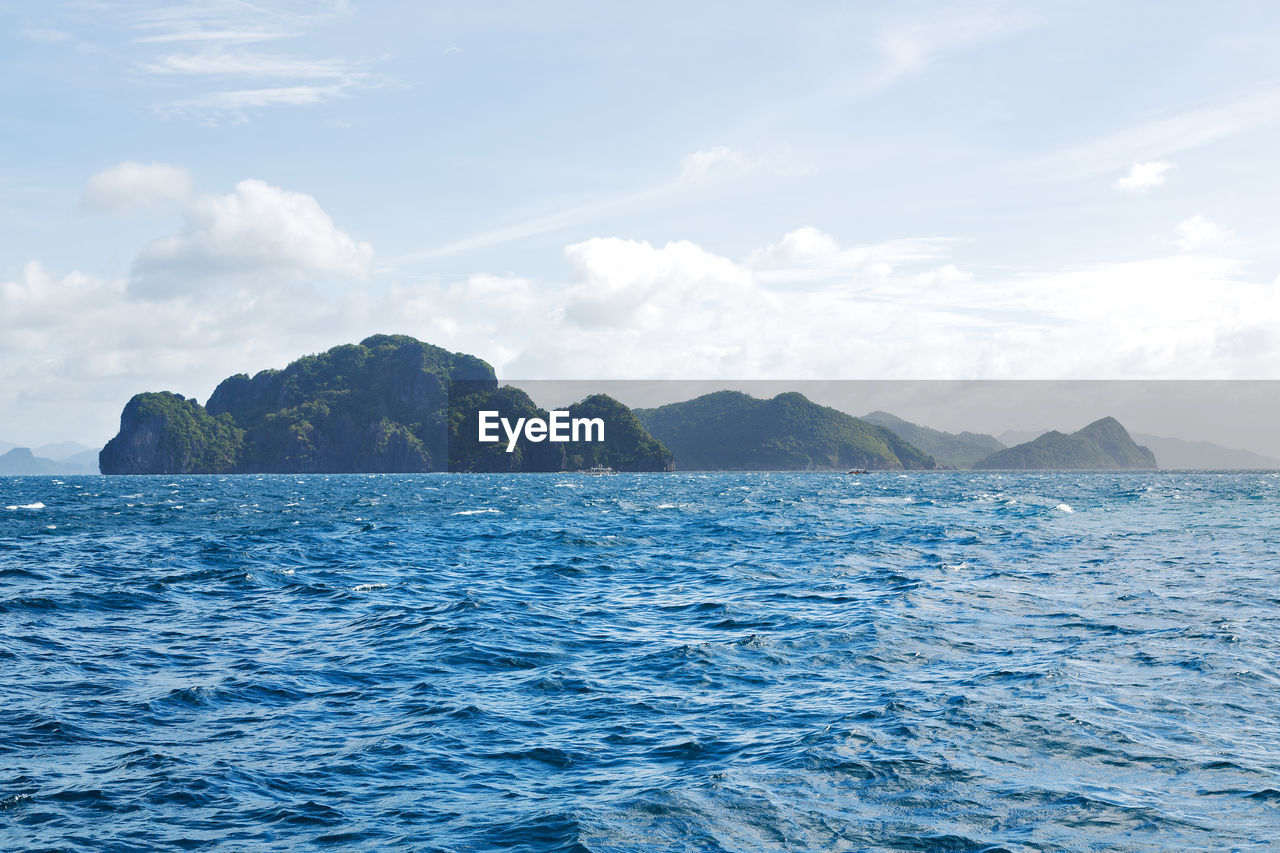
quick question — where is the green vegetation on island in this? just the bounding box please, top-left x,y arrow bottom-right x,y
860,410 -> 1005,469
634,390 -> 936,470
100,335 -> 672,474
565,394 -> 674,472
99,392 -> 243,474
971,417 -> 1157,470
96,337 -> 1175,476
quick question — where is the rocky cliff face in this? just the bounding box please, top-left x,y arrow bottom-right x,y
100,392 -> 243,474
103,336 -> 483,474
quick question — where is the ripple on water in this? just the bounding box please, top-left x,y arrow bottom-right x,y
1,471 -> 1279,852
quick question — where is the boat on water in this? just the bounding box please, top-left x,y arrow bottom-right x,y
847,468 -> 870,474
582,465 -> 616,475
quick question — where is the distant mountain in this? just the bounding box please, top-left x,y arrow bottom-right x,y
973,417 -> 1156,470
635,391 -> 936,471
998,428 -> 1053,446
62,449 -> 101,471
32,441 -> 95,461
101,335 -> 672,474
861,411 -> 1004,469
0,440 -> 15,454
1131,433 -> 1280,470
0,448 -> 64,475
0,447 -> 96,475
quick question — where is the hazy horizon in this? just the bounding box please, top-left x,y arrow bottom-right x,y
9,375 -> 1280,463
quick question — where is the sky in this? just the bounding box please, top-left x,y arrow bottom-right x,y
3,1 -> 1280,447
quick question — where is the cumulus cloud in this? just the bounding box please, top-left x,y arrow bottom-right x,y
561,237 -> 761,328
132,178 -> 372,295
83,161 -> 193,212
6,225 -> 1280,445
1175,214 -> 1235,252
1116,160 -> 1174,191
0,258 -> 379,444
418,231 -> 1280,382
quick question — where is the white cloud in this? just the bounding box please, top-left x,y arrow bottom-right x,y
867,7 -> 1037,91
427,232 -> 1280,382
123,1 -> 376,121
82,161 -> 193,213
158,83 -> 356,121
142,50 -> 352,78
747,226 -> 951,288
129,1 -> 349,45
6,225 -> 1280,445
1175,214 -> 1235,252
679,146 -> 755,181
1030,85 -> 1280,181
1116,160 -> 1174,192
747,226 -> 842,266
0,257 -> 378,444
562,237 -> 764,330
132,179 -> 372,294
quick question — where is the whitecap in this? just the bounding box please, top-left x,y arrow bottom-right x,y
352,583 -> 388,592
451,508 -> 500,516
6,502 -> 45,510
1055,503 -> 1074,513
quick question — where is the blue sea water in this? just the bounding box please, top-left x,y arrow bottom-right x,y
2,471 -> 1279,852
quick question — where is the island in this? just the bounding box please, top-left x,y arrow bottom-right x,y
971,417 -> 1157,470
100,335 -> 673,474
860,410 -> 1005,469
634,390 -> 936,470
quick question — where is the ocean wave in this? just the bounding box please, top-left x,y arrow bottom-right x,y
2,471 -> 1277,851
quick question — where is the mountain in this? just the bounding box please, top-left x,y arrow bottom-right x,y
861,411 -> 1004,469
634,390 -> 936,471
973,417 -> 1156,470
0,447 -> 96,475
101,335 -> 671,474
33,441 -> 95,461
0,440 -> 15,454
1131,433 -> 1280,470
61,449 -> 101,471
0,448 -> 65,475
445,383 -> 673,473
998,428 -> 1052,446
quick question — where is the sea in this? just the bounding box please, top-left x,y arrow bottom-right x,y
2,471 -> 1279,852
